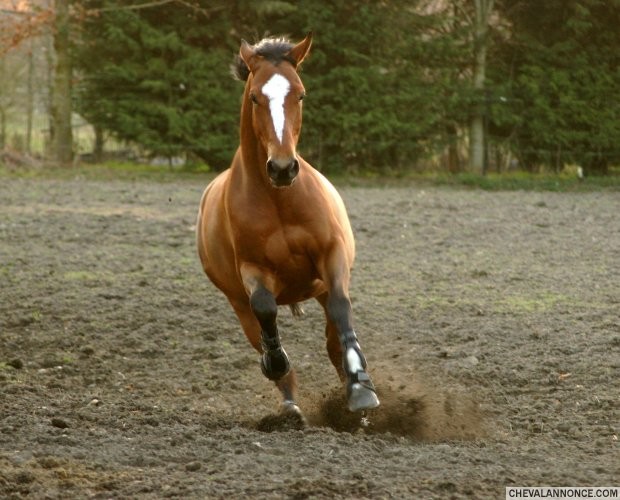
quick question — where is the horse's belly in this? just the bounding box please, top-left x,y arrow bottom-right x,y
273,260 -> 325,304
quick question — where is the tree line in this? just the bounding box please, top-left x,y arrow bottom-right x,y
3,0 -> 619,175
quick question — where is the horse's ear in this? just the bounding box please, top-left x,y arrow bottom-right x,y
239,39 -> 256,72
288,31 -> 313,67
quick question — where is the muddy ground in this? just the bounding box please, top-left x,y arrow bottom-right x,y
0,172 -> 617,499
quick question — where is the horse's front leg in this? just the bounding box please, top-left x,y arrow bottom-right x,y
249,285 -> 291,383
234,280 -> 301,419
318,284 -> 380,412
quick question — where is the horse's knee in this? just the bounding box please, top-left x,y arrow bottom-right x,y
250,286 -> 277,325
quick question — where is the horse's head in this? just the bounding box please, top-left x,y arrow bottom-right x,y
236,33 -> 312,187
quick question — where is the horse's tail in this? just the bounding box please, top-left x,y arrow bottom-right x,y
289,303 -> 304,318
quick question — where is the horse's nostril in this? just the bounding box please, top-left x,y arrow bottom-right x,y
290,159 -> 300,176
266,159 -> 277,177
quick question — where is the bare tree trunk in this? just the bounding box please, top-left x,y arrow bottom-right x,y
45,11 -> 54,157
26,42 -> 34,155
446,123 -> 461,173
0,108 -> 5,150
0,57 -> 5,150
50,0 -> 73,166
469,0 -> 493,174
94,125 -> 104,162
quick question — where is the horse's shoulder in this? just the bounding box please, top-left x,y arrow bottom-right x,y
304,167 -> 346,211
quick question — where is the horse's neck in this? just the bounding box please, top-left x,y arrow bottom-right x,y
237,81 -> 267,183
232,80 -> 300,210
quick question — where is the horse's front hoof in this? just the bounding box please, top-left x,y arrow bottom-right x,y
281,400 -> 307,427
347,383 -> 380,412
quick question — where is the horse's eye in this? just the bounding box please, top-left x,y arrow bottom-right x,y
250,93 -> 258,104
299,93 -> 305,101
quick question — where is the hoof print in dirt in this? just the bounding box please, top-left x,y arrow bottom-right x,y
185,461 -> 202,472
50,417 -> 69,429
320,393 -> 373,433
256,410 -> 306,432
8,358 -> 23,369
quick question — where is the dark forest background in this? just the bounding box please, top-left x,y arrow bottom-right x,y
2,1 -> 619,176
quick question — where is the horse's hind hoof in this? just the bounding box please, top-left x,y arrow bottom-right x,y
348,383 -> 380,412
281,400 -> 302,415
256,401 -> 306,432
254,400 -> 306,432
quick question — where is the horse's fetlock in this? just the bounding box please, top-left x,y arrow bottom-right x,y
341,329 -> 359,346
261,332 -> 281,352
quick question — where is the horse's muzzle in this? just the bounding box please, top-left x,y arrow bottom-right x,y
266,157 -> 299,187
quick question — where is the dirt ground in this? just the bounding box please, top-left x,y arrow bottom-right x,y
0,172 -> 618,499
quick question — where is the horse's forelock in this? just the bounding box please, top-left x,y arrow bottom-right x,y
254,37 -> 295,64
231,36 -> 296,81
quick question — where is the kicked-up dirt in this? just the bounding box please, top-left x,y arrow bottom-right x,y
0,171 -> 618,498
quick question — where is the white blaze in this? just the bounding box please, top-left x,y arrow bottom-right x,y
261,73 -> 290,144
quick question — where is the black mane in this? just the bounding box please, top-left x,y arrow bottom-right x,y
231,37 -> 295,82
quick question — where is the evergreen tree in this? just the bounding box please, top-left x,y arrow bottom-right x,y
72,1 -> 619,174
74,0 -> 238,168
492,0 -> 620,174
74,0 -> 469,172
260,0 -> 469,172
51,0 -> 73,165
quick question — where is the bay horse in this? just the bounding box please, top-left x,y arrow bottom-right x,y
196,33 -> 379,422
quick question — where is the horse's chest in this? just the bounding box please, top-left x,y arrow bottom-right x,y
263,226 -> 315,273
233,216 -> 325,294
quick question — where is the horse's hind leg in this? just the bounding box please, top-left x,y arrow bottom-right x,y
317,290 -> 380,413
230,290 -> 303,420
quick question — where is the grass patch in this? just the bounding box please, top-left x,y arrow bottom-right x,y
435,172 -> 620,192
64,271 -> 100,281
283,165 -> 620,191
63,270 -> 114,284
1,161 -> 619,191
496,292 -> 571,313
333,171 -> 620,191
0,161 -> 215,184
